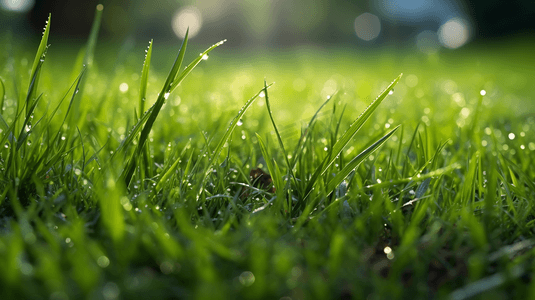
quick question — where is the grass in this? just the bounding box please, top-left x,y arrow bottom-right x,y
1,10 -> 535,300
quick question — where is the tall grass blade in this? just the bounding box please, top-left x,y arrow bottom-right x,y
83,4 -> 103,67
153,140 -> 191,195
262,80 -> 294,177
137,40 -> 154,180
256,133 -> 284,197
326,125 -> 400,193
120,29 -> 189,187
198,85 -> 272,200
0,77 -> 5,111
138,40 -> 153,116
305,74 -> 402,198
16,94 -> 42,150
70,4 -> 103,130
27,14 -> 50,116
168,39 -> 226,93
290,93 -> 334,171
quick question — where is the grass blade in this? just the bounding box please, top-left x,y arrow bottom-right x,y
16,93 -> 42,150
327,74 -> 402,171
196,85 -> 271,201
27,14 -> 50,116
83,4 -> 104,67
169,39 -> 226,93
256,133 -> 284,196
304,73 -> 402,198
263,79 -> 294,174
0,77 -> 5,111
326,125 -> 400,193
70,4 -> 103,130
120,29 -> 189,186
138,40 -> 153,116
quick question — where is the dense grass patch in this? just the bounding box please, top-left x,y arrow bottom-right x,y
1,12 -> 535,299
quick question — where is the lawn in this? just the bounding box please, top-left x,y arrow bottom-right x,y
1,13 -> 535,300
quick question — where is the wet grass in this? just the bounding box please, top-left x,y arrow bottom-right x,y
1,11 -> 535,300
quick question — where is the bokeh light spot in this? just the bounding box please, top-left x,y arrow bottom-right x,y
172,6 -> 203,39
0,0 -> 34,12
354,13 -> 381,41
438,17 -> 470,49
405,74 -> 418,87
239,271 -> 255,287
416,30 -> 440,54
119,83 -> 129,93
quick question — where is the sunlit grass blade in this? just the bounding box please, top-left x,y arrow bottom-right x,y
197,85 -> 272,200
326,125 -> 400,194
70,4 -> 103,130
325,74 -> 401,170
46,67 -> 87,132
83,5 -> 103,67
0,77 -> 5,111
460,151 -> 479,205
356,162 -> 461,192
168,39 -> 226,93
111,96 -> 154,163
153,140 -> 191,196
262,79 -> 295,183
304,73 -> 402,198
16,93 -> 42,150
290,92 -> 334,172
137,39 -> 153,181
120,29 -> 190,187
255,133 -> 284,197
138,39 -> 153,116
27,14 -> 50,116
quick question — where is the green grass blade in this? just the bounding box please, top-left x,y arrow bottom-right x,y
0,77 -> 5,111
263,80 -> 293,173
70,4 -> 103,130
290,92 -> 334,172
305,74 -> 402,197
111,99 -> 154,162
169,39 -> 226,93
211,85 -> 270,165
153,140 -> 191,195
326,125 -> 400,193
46,67 -> 87,130
16,93 -> 42,150
120,30 -> 189,187
197,86 -> 270,200
255,133 -> 283,194
83,5 -> 103,67
138,40 -> 153,116
327,74 -> 401,170
27,14 -> 50,115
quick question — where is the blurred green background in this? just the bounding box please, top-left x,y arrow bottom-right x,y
2,0 -> 534,50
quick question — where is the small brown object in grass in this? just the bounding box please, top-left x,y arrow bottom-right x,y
249,168 -> 275,193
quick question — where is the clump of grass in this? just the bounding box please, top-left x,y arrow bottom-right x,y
1,6 -> 535,300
